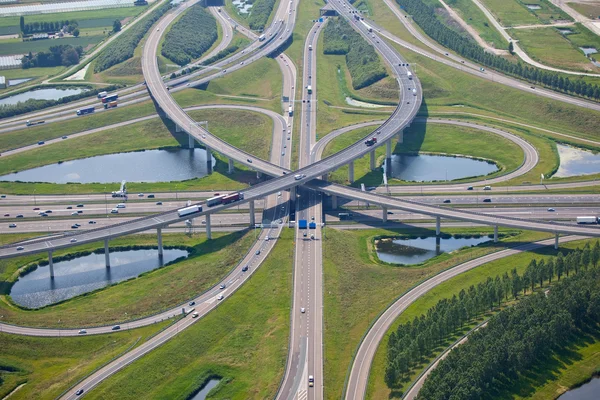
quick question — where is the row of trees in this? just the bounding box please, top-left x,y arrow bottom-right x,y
19,16 -> 78,35
247,0 -> 277,31
161,4 -> 217,66
397,0 -> 600,101
418,259 -> 600,399
323,17 -> 388,90
384,242 -> 600,389
21,45 -> 83,69
94,2 -> 171,73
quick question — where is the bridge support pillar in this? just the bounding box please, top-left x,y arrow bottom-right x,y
48,251 -> 54,279
398,129 -> 404,144
104,239 -> 110,268
382,207 -> 388,223
555,233 -> 559,250
176,124 -> 184,133
331,195 -> 337,210
249,200 -> 255,227
436,216 -> 441,236
205,214 -> 212,240
494,225 -> 499,243
348,161 -> 354,183
157,228 -> 163,257
228,158 -> 234,174
321,174 -> 328,181
256,171 -> 262,179
187,133 -> 194,149
386,140 -> 392,158
370,150 -> 376,170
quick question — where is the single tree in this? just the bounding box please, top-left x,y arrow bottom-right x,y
20,16 -> 25,34
508,41 -> 514,55
72,28 -> 80,37
113,19 -> 122,33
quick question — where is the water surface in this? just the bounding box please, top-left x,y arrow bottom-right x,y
0,148 -> 216,184
554,144 -> 600,177
558,376 -> 600,400
8,78 -> 32,86
580,47 -> 598,56
376,236 -> 491,265
11,248 -> 188,308
190,379 -> 221,400
0,87 -> 88,106
384,154 -> 498,182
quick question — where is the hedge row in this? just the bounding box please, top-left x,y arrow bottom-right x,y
161,4 -> 218,66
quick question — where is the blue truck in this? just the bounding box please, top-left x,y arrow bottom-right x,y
298,219 -> 307,229
76,107 -> 95,116
309,222 -> 317,229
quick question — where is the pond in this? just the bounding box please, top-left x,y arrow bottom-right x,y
553,144 -> 600,178
557,376 -> 600,400
0,148 -> 217,184
376,236 -> 491,265
580,47 -> 598,56
0,86 -> 89,106
10,248 -> 189,308
557,28 -> 573,35
190,379 -> 221,400
232,0 -> 253,14
525,4 -> 541,10
383,154 -> 498,182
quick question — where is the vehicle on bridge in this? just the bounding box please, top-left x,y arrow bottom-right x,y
205,192 -> 244,207
365,137 -> 377,146
178,205 -> 202,217
298,219 -> 308,229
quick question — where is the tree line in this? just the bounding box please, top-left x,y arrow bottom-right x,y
161,4 -> 217,66
21,45 -> 83,69
323,17 -> 388,90
385,242 -> 600,391
396,0 -> 600,101
19,16 -> 78,35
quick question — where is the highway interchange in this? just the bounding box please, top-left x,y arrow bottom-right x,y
1,0 -> 600,399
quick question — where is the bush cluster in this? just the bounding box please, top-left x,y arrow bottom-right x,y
247,0 -> 276,31
22,45 -> 83,69
323,17 -> 387,90
94,2 -> 171,73
161,4 -> 217,66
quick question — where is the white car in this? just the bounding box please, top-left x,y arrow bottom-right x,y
300,307 -> 305,313
192,312 -> 199,318
78,329 -> 87,334
70,238 -> 77,243
16,246 -> 24,251
217,294 -> 224,301
111,209 -> 119,214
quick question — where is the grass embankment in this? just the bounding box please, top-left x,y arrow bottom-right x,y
0,322 -> 169,400
321,122 -> 523,186
480,0 -> 563,26
509,24 -> 600,73
161,3 -> 217,65
366,236 -> 598,399
84,228 -> 293,399
322,227 -> 551,399
0,108 -> 272,194
445,0 -> 508,49
0,231 -> 255,327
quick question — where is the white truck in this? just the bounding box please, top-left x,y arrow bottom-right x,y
412,88 -> 417,96
97,91 -> 108,98
577,216 -> 598,224
178,205 -> 202,217
407,71 -> 413,80
288,105 -> 293,116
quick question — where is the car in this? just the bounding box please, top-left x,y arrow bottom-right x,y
78,329 -> 87,334
148,194 -> 155,198
255,250 -> 261,255
76,389 -> 84,396
138,193 -> 144,197
71,224 -> 79,229
66,206 -> 72,209
70,238 -> 77,243
217,294 -> 224,301
45,210 -> 52,213
300,307 -> 306,313
40,213 -> 48,217
443,199 -> 451,203
192,312 -> 199,318
265,236 -> 270,241
219,284 -> 226,289
530,86 -> 535,89
310,234 -> 315,240
62,135 -> 68,139
277,191 -> 282,196
16,214 -> 23,218
77,210 -> 83,214
16,246 -> 24,251
157,28 -> 160,31
38,141 -> 45,145
3,214 -> 8,217
74,223 -> 81,227
156,201 -> 163,205
483,198 -> 492,203
76,204 -> 84,208
483,186 -> 492,190
294,174 -> 305,180
547,208 -> 556,212
309,375 -> 314,387
33,207 -> 39,211
281,151 -> 285,156
242,265 -> 249,272
189,301 -> 196,306
9,223 -> 16,228
0,195 -> 5,198
311,216 -> 315,220
112,325 -> 121,330
467,186 -> 474,190
89,220 -> 96,224
247,158 -> 253,163
387,211 -> 393,215
303,231 -> 307,237
71,212 -> 79,216
116,203 -> 126,208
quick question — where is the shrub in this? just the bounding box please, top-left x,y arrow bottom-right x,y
247,0 -> 276,31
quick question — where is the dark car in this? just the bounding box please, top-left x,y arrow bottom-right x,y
483,198 -> 492,203
76,204 -> 84,208
443,199 -> 451,203
242,265 -> 249,272
76,389 -> 84,396
67,206 -> 72,209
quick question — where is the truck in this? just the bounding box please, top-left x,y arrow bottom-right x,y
577,216 -> 598,224
308,44 -> 312,51
76,107 -> 95,116
365,137 -> 377,146
26,119 -> 45,126
338,212 -> 353,220
258,34 -> 266,42
288,105 -> 293,116
206,194 -> 226,207
222,192 -> 244,204
177,205 -> 202,217
407,71 -> 413,80
104,101 -> 117,109
412,88 -> 417,96
354,14 -> 360,20
101,94 -> 118,104
309,221 -> 317,229
298,219 -> 308,229
307,85 -> 312,94
97,91 -> 108,99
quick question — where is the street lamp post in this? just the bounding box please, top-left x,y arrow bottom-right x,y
33,189 -> 36,206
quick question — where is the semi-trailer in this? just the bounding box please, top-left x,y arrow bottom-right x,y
97,91 -> 108,98
76,107 -> 95,116
288,105 -> 293,116
309,221 -> 317,229
25,120 -> 45,126
407,71 -> 413,80
577,216 -> 598,224
298,220 -> 308,229
205,192 -> 244,207
104,101 -> 118,109
178,205 -> 202,217
101,95 -> 118,104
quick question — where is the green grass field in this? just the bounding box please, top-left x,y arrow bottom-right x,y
509,24 -> 600,72
446,0 -> 508,48
323,227 -> 552,399
0,321 -> 169,400
570,2 -> 600,19
321,122 -> 524,186
365,236 -> 597,399
0,231 -> 255,327
0,35 -> 104,56
83,228 -> 293,399
481,0 -> 549,26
